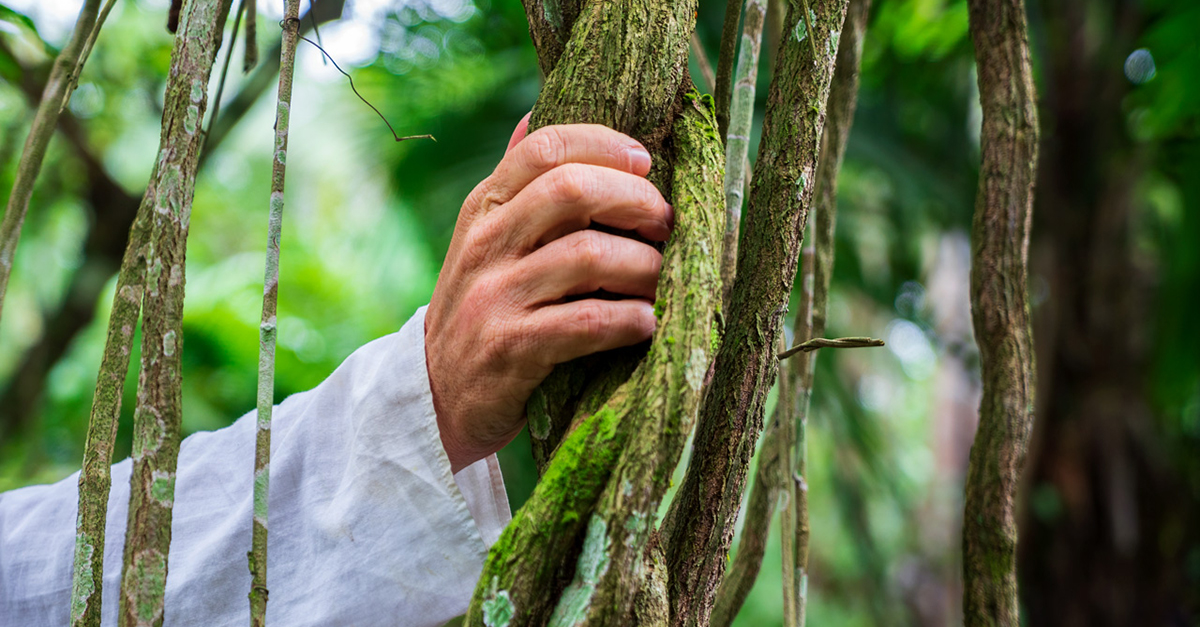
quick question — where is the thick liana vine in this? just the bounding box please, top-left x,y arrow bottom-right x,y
662,0 -> 849,623
464,0 -> 726,622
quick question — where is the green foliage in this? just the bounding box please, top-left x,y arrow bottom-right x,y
1,0 -> 1196,624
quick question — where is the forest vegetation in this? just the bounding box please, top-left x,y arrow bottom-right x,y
0,0 -> 1196,624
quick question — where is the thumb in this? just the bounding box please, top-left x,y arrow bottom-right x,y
505,111 -> 533,153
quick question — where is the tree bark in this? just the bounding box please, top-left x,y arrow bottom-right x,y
662,0 -> 849,623
247,2 -> 300,623
115,1 -> 231,625
464,0 -> 727,624
960,0 -> 1039,622
780,0 -> 868,623
719,0 -> 766,306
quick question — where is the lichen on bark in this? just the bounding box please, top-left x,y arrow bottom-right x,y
115,1 -> 232,625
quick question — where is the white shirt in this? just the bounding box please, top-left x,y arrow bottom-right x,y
0,306 -> 511,626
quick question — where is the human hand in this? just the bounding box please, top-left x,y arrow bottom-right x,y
425,115 -> 673,473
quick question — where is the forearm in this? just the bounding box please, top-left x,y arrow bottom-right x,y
0,306 -> 509,626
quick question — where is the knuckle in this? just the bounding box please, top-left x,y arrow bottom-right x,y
460,223 -> 494,266
524,127 -> 566,172
574,301 -> 610,341
548,164 -> 590,205
638,179 -> 664,212
569,231 -> 609,269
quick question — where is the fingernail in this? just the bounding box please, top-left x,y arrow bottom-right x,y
629,147 -> 652,174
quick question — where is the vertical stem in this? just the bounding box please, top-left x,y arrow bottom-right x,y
0,0 -> 104,324
690,32 -> 716,94
780,0 -> 870,623
243,0 -> 258,72
249,2 -> 300,625
720,0 -> 766,306
709,334 -> 789,627
71,180 -> 155,627
713,0 -> 745,139
781,246 -> 814,627
663,0 -> 848,623
117,1 -> 231,625
961,0 -> 1039,621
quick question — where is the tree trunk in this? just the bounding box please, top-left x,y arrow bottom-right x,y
1019,0 -> 1197,624
108,1 -> 231,625
663,0 -> 848,623
960,0 -> 1039,622
465,0 -> 725,624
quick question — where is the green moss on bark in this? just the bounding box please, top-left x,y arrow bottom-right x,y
663,0 -> 850,624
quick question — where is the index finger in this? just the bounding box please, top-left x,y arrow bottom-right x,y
482,124 -> 652,209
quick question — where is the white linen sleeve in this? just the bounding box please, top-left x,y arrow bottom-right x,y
0,305 -> 511,627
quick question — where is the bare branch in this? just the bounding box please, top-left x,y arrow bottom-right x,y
0,0 -> 107,325
248,5 -> 302,624
690,32 -> 716,94
713,0 -> 745,139
777,336 -> 884,360
719,0 -> 767,306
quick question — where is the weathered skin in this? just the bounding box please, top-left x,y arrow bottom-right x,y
961,0 -> 1039,623
463,0 -> 729,621
115,1 -> 231,625
519,0 -> 694,473
465,95 -> 723,627
663,0 -> 850,624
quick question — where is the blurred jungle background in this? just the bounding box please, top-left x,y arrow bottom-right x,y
0,0 -> 1196,624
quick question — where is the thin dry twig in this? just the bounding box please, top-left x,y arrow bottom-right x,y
778,336 -> 884,360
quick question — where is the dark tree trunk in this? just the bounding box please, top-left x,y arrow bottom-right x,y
1020,0 -> 1197,624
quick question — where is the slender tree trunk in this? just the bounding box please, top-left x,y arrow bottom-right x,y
113,1 -> 231,625
960,0 -> 1039,621
663,0 -> 848,623
247,2 -> 300,623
